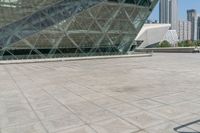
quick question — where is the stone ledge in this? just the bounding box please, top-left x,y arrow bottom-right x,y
0,54 -> 152,64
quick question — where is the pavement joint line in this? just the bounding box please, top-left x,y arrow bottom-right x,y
59,83 -> 152,131
59,79 -> 179,121
2,65 -> 50,133
17,66 -> 92,133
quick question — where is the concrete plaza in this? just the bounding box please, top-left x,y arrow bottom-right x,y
0,53 -> 200,133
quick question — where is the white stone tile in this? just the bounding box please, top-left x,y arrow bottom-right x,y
173,114 -> 200,127
107,103 -> 141,116
57,125 -> 96,133
67,101 -> 101,114
151,106 -> 191,120
77,109 -> 116,123
172,102 -> 200,114
0,111 -> 38,128
42,114 -> 83,133
35,105 -> 71,120
145,122 -> 178,133
113,94 -> 143,104
132,99 -> 164,110
92,97 -> 122,109
91,118 -> 139,133
152,94 -> 186,105
1,122 -> 46,133
124,111 -> 166,129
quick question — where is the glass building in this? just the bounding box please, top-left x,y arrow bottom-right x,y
0,0 -> 158,60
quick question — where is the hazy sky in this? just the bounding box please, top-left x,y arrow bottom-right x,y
149,0 -> 200,21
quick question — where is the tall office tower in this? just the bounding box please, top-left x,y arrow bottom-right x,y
159,0 -> 169,23
197,16 -> 200,40
187,9 -> 198,40
178,21 -> 184,41
178,21 -> 192,41
159,0 -> 178,30
188,21 -> 192,40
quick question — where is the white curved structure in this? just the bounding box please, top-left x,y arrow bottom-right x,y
163,30 -> 179,47
136,24 -> 171,49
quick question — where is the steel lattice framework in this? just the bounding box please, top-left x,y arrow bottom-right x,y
0,0 -> 158,60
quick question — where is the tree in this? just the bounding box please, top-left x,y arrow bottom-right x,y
159,40 -> 171,48
178,40 -> 196,47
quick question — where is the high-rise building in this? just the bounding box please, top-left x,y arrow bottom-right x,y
197,16 -> 200,40
159,0 -> 169,23
159,0 -> 178,31
178,21 -> 184,41
178,21 -> 191,41
187,9 -> 198,40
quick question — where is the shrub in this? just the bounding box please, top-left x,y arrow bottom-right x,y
159,40 -> 171,48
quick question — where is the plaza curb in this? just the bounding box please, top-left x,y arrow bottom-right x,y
0,54 -> 152,64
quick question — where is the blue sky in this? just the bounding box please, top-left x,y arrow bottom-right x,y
149,0 -> 200,21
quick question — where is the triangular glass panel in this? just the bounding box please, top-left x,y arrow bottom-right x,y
88,20 -> 102,31
58,36 -> 74,49
67,18 -> 82,31
33,33 -> 53,49
124,6 -> 136,17
97,19 -> 108,29
99,35 -> 113,47
96,5 -> 109,19
9,39 -> 32,50
89,4 -> 102,18
130,7 -> 140,21
68,33 -> 86,48
74,17 -> 94,31
78,10 -> 91,19
108,33 -> 122,46
116,8 -> 128,20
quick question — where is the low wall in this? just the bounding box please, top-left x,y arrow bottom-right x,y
0,54 -> 152,64
135,47 -> 195,53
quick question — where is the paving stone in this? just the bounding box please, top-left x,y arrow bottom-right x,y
1,122 -> 46,133
106,103 -> 141,116
57,125 -> 96,133
132,99 -> 164,110
124,111 -> 166,129
41,114 -> 84,133
144,122 -> 178,133
151,106 -> 191,120
91,118 -> 140,133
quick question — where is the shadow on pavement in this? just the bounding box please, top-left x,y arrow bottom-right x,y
174,119 -> 200,133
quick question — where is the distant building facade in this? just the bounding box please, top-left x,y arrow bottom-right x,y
187,9 -> 198,40
146,19 -> 159,24
198,16 -> 200,40
178,21 -> 192,41
159,0 -> 178,30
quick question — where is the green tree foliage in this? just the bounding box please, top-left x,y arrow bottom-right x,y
158,40 -> 171,48
178,40 -> 200,47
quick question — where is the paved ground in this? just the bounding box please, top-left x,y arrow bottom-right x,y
0,53 -> 200,133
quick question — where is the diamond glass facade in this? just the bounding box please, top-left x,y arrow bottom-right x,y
0,0 -> 158,60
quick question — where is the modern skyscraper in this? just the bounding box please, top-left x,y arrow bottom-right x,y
159,0 -> 178,31
159,0 -> 169,23
197,16 -> 200,40
178,21 -> 192,41
187,9 -> 198,40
